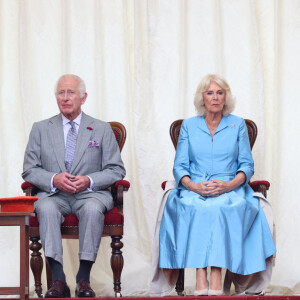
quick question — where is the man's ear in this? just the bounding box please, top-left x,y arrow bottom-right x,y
81,93 -> 88,104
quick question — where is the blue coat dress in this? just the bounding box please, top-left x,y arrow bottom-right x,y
159,114 -> 276,275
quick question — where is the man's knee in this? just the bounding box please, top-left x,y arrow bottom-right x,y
34,198 -> 66,232
77,198 -> 106,218
35,198 -> 59,215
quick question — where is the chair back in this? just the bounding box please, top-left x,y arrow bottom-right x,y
244,119 -> 257,149
170,118 -> 257,150
109,121 -> 126,151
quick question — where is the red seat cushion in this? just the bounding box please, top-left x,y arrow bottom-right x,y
29,207 -> 123,227
113,130 -> 119,141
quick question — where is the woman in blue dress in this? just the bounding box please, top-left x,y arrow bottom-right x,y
159,74 -> 276,296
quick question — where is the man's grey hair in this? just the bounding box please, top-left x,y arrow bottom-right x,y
54,74 -> 86,98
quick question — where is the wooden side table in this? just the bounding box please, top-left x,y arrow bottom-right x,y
0,212 -> 31,300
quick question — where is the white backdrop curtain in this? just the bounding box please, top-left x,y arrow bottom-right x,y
0,0 -> 300,296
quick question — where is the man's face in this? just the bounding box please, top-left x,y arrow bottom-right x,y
56,76 -> 87,120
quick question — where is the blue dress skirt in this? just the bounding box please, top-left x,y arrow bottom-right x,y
159,115 -> 276,275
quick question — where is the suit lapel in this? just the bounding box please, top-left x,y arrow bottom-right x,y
215,115 -> 229,134
197,115 -> 229,135
49,114 -> 66,172
70,112 -> 94,173
198,116 -> 210,135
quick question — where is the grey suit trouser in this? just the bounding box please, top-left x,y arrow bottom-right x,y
35,192 -> 106,265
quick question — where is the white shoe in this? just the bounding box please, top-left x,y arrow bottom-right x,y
194,288 -> 208,296
208,289 -> 223,296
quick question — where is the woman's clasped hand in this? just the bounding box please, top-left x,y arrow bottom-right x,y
189,179 -> 229,197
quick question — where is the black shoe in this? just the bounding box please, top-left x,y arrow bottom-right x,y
75,279 -> 96,297
45,279 -> 71,298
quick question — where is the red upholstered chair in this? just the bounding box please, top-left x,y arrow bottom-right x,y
22,121 -> 129,298
162,119 -> 270,296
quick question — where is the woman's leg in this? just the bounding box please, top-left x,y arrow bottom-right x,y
210,267 -> 222,290
196,267 -> 208,290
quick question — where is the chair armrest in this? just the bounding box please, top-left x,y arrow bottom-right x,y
250,180 -> 270,198
21,182 -> 38,196
161,181 -> 167,190
112,180 -> 130,209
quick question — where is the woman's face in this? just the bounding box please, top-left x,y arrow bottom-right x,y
202,81 -> 225,115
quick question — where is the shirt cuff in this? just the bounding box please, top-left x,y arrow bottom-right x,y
87,176 -> 95,191
50,174 -> 57,192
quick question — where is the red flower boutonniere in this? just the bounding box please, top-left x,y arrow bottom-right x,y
87,127 -> 93,130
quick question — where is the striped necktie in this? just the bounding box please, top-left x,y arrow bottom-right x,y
65,121 -> 77,172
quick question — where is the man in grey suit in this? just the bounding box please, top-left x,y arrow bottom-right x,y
22,74 -> 126,298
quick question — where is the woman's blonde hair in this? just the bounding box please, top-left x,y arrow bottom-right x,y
194,74 -> 235,116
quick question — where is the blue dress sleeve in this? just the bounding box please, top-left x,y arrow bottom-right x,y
173,120 -> 191,189
236,119 -> 254,186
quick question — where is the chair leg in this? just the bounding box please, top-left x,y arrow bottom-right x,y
29,237 -> 44,298
110,235 -> 124,297
175,269 -> 185,296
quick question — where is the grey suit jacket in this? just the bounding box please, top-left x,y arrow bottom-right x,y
22,112 -> 126,210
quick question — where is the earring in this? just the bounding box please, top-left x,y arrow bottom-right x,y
201,101 -> 204,106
